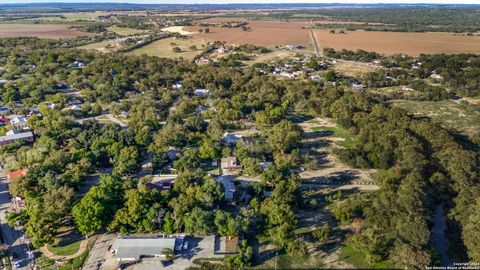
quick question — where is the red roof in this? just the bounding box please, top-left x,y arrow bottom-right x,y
7,169 -> 28,181
0,117 -> 9,123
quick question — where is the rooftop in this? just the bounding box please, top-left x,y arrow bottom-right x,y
112,237 -> 176,260
0,131 -> 33,142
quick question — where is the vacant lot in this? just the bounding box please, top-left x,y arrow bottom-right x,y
107,26 -> 147,35
391,100 -> 480,136
78,40 -> 121,52
333,60 -> 379,77
184,21 -> 311,46
314,29 -> 480,56
0,24 -> 88,39
130,37 -> 206,60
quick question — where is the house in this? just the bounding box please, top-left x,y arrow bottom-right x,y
220,157 -> 242,175
216,175 -> 236,200
352,83 -> 364,91
194,88 -> 210,97
222,133 -> 242,146
72,61 -> 87,68
215,236 -> 239,254
10,117 -> 29,130
111,237 -> 177,261
7,168 -> 28,181
151,174 -> 177,190
195,105 -> 209,115
172,82 -> 183,89
0,131 -> 33,147
0,117 -> 9,126
63,104 -> 82,112
259,162 -> 273,170
430,73 -> 443,80
196,57 -> 213,65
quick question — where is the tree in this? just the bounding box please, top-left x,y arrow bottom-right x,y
323,69 -> 337,81
312,224 -> 331,244
183,207 -> 212,235
350,228 -> 387,265
172,47 -> 182,53
225,240 -> 253,268
389,241 -> 431,269
108,186 -> 163,233
92,103 -> 102,115
463,198 -> 480,261
162,248 -> 174,262
267,120 -> 302,154
72,174 -> 124,235
286,239 -> 309,259
112,146 -> 140,176
214,210 -> 238,238
173,149 -> 200,173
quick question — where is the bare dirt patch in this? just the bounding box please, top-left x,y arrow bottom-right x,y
0,24 -> 89,39
184,21 -> 311,46
314,29 -> 480,56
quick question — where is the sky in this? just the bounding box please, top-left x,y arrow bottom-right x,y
2,0 -> 480,4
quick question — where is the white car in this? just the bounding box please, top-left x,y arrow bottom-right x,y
12,261 -> 20,269
182,241 -> 188,250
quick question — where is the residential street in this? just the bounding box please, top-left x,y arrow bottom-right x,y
0,176 -> 31,269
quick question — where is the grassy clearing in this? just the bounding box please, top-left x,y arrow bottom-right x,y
391,100 -> 480,136
338,244 -> 389,269
47,228 -> 83,256
107,26 -> 147,35
78,40 -> 119,51
253,253 -> 325,269
129,37 -> 206,60
311,126 -> 356,148
333,60 -> 379,77
37,238 -> 94,270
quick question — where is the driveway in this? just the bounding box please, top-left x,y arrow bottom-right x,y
83,233 -> 116,270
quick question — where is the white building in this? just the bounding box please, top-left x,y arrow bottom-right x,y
111,237 -> 177,262
194,88 -> 210,97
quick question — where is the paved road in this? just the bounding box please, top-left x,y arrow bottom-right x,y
0,178 -> 31,269
83,233 -> 115,270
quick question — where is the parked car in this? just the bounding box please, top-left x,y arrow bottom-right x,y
183,241 -> 188,250
12,261 -> 20,269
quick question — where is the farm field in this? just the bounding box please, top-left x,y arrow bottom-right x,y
0,24 -> 88,39
129,37 -> 207,60
391,100 -> 480,136
314,29 -> 480,56
184,21 -> 311,46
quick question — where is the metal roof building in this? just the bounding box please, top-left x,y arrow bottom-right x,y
112,237 -> 176,261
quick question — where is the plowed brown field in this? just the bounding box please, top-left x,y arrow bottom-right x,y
314,29 -> 480,56
184,21 -> 311,46
0,24 -> 89,39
